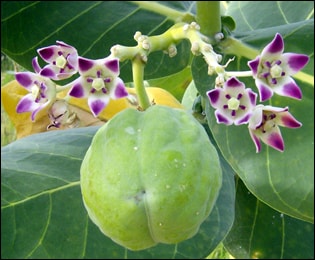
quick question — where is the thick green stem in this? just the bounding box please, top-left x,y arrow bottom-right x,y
196,1 -> 221,38
132,56 -> 151,110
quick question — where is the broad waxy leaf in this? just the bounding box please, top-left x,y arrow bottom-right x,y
192,0 -> 314,223
1,126 -> 235,259
1,1 -> 314,259
223,178 -> 314,259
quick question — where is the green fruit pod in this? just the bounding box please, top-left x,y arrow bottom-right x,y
80,105 -> 222,251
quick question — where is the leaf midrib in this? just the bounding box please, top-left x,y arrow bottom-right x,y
1,181 -> 80,209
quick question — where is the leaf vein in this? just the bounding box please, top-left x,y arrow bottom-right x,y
238,2 -> 254,31
81,214 -> 89,258
277,2 -> 289,24
248,199 -> 259,256
25,194 -> 52,258
1,182 -> 26,201
81,5 -> 141,56
1,181 -> 80,209
3,167 -> 74,186
266,147 -> 307,217
280,215 -> 285,259
1,1 -> 40,22
12,1 -> 103,55
305,8 -> 314,20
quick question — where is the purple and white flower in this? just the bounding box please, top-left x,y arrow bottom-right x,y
37,40 -> 79,80
15,70 -> 56,121
248,33 -> 309,102
67,56 -> 128,117
207,77 -> 257,125
248,105 -> 302,152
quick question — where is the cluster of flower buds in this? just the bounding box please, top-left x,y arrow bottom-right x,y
207,33 -> 309,152
15,41 -> 129,123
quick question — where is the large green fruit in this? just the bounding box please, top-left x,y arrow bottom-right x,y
80,105 -> 222,251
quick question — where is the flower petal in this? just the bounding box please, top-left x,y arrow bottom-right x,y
261,33 -> 284,57
235,113 -> 252,125
207,89 -> 222,107
248,90 -> 258,106
262,105 -> 287,113
248,105 -> 264,129
215,110 -> 233,125
273,77 -> 302,100
67,53 -> 79,69
31,105 -> 45,121
111,78 -> 128,99
15,72 -> 34,89
248,56 -> 260,76
78,57 -> 95,73
38,46 -> 60,62
105,59 -> 119,73
224,77 -> 246,97
260,126 -> 285,152
277,111 -> 302,128
249,129 -> 262,153
254,79 -> 274,102
40,65 -> 76,80
40,66 -> 59,79
16,94 -> 39,113
88,94 -> 110,117
32,57 -> 42,73
56,40 -> 74,48
68,80 -> 88,98
281,53 -> 309,75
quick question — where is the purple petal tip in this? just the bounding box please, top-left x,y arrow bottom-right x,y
282,82 -> 302,100
257,83 -> 273,102
250,132 -> 261,153
38,47 -> 54,60
40,68 -> 56,78
226,77 -> 243,87
287,54 -> 309,71
69,83 -> 85,98
281,115 -> 302,128
79,58 -> 94,72
207,89 -> 220,105
215,112 -> 232,125
266,33 -> 284,54
90,100 -> 106,117
248,57 -> 260,75
16,73 -> 33,87
268,132 -> 284,152
105,59 -> 119,73
16,97 -> 33,113
115,82 -> 128,98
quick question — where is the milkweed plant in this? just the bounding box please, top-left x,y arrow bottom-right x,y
1,1 -> 313,259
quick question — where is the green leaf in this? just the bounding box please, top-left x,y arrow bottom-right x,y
181,80 -> 199,111
223,178 -> 314,259
146,66 -> 193,101
1,126 -> 235,259
1,1 -> 192,83
226,1 -> 314,32
192,1 -> 314,223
